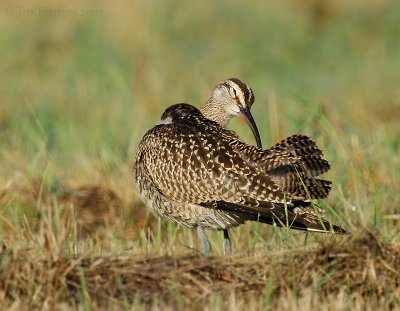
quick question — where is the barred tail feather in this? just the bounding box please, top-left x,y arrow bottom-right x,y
267,135 -> 331,177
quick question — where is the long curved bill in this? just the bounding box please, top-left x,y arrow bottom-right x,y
239,107 -> 262,149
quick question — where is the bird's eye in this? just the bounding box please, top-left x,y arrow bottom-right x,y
229,87 -> 237,98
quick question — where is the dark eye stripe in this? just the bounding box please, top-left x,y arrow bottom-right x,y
227,78 -> 253,105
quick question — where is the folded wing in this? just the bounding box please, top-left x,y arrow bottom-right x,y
138,111 -> 345,234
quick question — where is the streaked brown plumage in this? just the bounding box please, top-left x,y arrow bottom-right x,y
135,104 -> 344,258
135,85 -> 346,255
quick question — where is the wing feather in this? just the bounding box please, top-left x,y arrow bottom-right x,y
141,122 -> 287,206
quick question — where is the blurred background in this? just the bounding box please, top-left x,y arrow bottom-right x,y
0,0 -> 399,250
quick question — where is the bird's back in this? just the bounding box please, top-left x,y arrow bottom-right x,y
135,103 -> 345,233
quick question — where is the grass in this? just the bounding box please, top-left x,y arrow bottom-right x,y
0,0 -> 399,309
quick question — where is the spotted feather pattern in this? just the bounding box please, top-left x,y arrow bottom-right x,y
135,103 -> 345,233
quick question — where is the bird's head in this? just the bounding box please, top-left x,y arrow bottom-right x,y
202,78 -> 262,148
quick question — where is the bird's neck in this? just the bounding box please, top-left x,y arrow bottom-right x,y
200,100 -> 232,127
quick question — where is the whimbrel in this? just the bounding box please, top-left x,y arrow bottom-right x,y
135,79 -> 346,256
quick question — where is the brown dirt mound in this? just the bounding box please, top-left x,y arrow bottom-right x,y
17,180 -> 158,239
0,232 -> 399,309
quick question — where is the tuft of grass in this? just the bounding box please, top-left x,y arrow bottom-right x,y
1,231 -> 400,309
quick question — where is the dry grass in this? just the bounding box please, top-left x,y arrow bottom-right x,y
1,231 -> 399,310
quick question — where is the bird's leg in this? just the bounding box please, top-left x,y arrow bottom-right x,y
223,229 -> 231,255
196,226 -> 211,256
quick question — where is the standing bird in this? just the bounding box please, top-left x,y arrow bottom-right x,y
135,79 -> 346,256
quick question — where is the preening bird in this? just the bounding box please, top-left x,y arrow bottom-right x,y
135,78 -> 346,256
